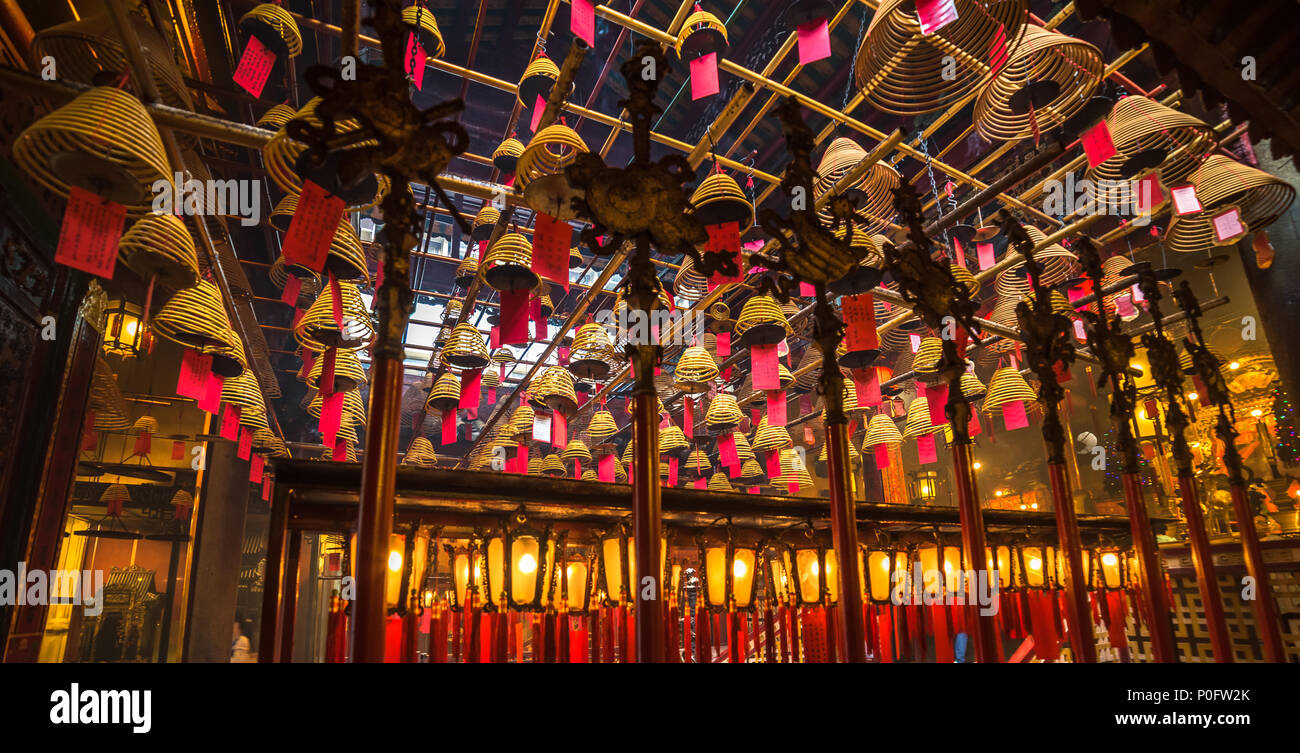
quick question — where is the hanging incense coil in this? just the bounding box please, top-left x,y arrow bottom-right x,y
117,213 -> 200,292
308,389 -> 367,426
580,469 -> 599,481
12,86 -> 170,212
471,205 -> 500,241
99,483 -> 131,508
569,246 -> 586,269
588,410 -> 619,443
221,371 -> 271,431
686,449 -> 712,476
674,257 -> 713,302
131,416 -> 159,436
294,281 -> 375,352
517,54 -> 562,108
257,104 -> 296,130
675,7 -> 728,60
622,442 -> 635,466
425,372 -> 462,413
1024,288 -> 1075,316
252,427 -> 288,455
541,454 -> 566,476
706,393 -> 744,431
402,437 -> 437,467
31,12 -> 195,115
239,2 -> 303,59
1020,226 -> 1078,286
734,432 -> 757,465
706,301 -> 735,334
454,253 -> 480,287
983,366 -> 1038,410
863,412 -> 903,448
902,397 -> 944,439
828,225 -> 886,296
794,345 -> 823,391
960,371 -> 987,401
815,138 -> 901,235
973,26 -> 1104,142
401,4 -> 446,59
568,322 -> 616,380
690,172 -> 754,228
269,256 -> 323,305
533,365 -> 579,416
443,323 -> 490,369
950,263 -> 981,298
517,124 -> 589,219
836,326 -> 881,371
327,219 -> 369,283
752,417 -> 793,452
739,457 -> 764,483
481,367 -> 501,388
822,381 -> 864,421
1086,96 -> 1217,211
152,280 -> 245,373
508,403 -> 536,440
771,449 -> 814,493
819,439 -> 861,464
562,439 -> 592,463
734,294 -> 792,346
854,0 -> 1029,116
262,98 -> 387,210
911,336 -> 946,379
707,472 -> 732,492
1165,155 -> 1296,254
307,349 -> 367,393
661,425 -> 690,455
480,232 -> 539,292
268,193 -> 300,232
537,292 -> 555,318
673,345 -> 720,393
443,299 -> 464,325
493,138 -> 525,174
491,348 -> 515,366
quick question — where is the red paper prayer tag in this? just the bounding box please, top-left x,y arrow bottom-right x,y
874,443 -> 890,469
1134,172 -> 1163,216
1080,119 -> 1118,169
238,426 -> 253,460
766,450 -> 782,479
916,0 -> 959,35
198,372 -> 223,414
320,392 -> 345,445
843,293 -> 878,352
909,334 -> 922,353
280,273 -> 302,306
917,434 -> 938,464
715,331 -> 731,359
799,282 -> 816,298
718,432 -> 740,469
460,369 -> 482,409
705,222 -> 744,284
796,19 -> 831,65
56,186 -> 125,279
261,475 -> 272,501
552,411 -> 568,448
442,410 -> 457,445
500,289 -> 530,345
598,453 -> 615,482
571,0 -> 596,46
668,457 -> 679,487
220,405 -> 241,441
853,368 -> 882,407
251,453 -> 265,483
689,52 -> 720,100
976,241 -> 996,270
1170,184 -> 1202,215
1003,400 -> 1029,431
319,348 -> 337,394
282,181 -> 345,272
404,32 -> 427,90
233,34 -> 276,98
333,437 -> 348,463
530,93 -> 546,133
177,349 -> 213,400
132,431 -> 152,457
171,440 -> 186,461
694,477 -> 707,490
1212,207 -> 1245,243
531,213 -> 570,290
926,383 -> 948,427
490,325 -> 500,350
751,343 -> 780,391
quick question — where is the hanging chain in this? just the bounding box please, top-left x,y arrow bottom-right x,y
919,137 -> 953,257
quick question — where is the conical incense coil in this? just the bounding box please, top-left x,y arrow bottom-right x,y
832,224 -> 885,267
401,4 -> 446,59
733,431 -> 756,464
541,453 -> 566,476
220,372 -> 270,431
660,425 -> 690,454
1024,288 -> 1075,316
470,205 -> 500,241
1020,226 -> 1078,287
239,3 -> 303,57
686,448 -> 712,475
675,7 -> 728,60
588,410 -> 619,443
739,457 -> 764,482
752,417 -> 793,452
480,232 -> 539,292
308,389 -> 367,426
950,263 -> 980,297
1166,155 -> 1296,254
99,483 -> 131,507
269,256 -> 322,303
862,412 -> 903,448
689,171 -> 754,228
819,439 -> 861,463
425,372 -> 462,413
508,403 -> 536,440
402,437 -> 437,467
902,397 -> 944,439
561,439 -> 592,462
614,458 -> 628,482
621,441 -> 635,465
734,294 -> 792,347
982,366 -> 1038,410
252,427 -> 288,454
569,321 -> 616,380
131,415 -> 159,436
673,345 -> 719,393
532,365 -> 579,416
481,368 -> 501,388
118,213 -> 200,291
959,371 -> 987,401
515,124 -> 588,191
854,0 -> 1029,116
11,86 -> 170,213
257,104 -> 296,130
152,280 -> 243,368
517,55 -> 561,108
705,393 -> 744,430
493,137 -> 525,173
707,472 -> 733,492
581,469 -> 599,481
327,219 -> 369,283
911,336 -> 946,377
261,98 -> 387,211
491,347 -> 516,365
1086,95 -> 1217,210
294,281 -> 375,352
815,138 -> 901,234
973,26 -> 1105,142
771,449 -> 814,492
307,348 -> 367,393
794,345 -> 823,391
674,257 -> 712,302
443,323 -> 490,369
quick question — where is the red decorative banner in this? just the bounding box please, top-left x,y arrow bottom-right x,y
1002,400 -> 1029,431
689,52 -> 720,100
843,293 -> 878,352
442,409 -> 457,445
531,212 -> 571,291
177,349 -> 213,401
233,34 -> 276,98
280,273 -> 302,306
1080,119 -> 1118,169
499,289 -> 530,345
320,391 -> 345,446
282,180 -> 345,272
751,343 -> 780,391
56,186 -> 125,279
460,368 -> 482,410
552,410 -> 568,447
917,434 -> 938,464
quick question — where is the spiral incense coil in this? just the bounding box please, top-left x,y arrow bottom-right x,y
621,442 -> 635,466
706,393 -> 744,430
307,348 -> 367,393
794,345 -> 823,391
153,278 -> 240,354
99,484 -> 131,509
308,389 -> 367,426
569,322 -> 616,380
735,457 -> 762,484
268,193 -> 300,233
1024,288 -> 1075,316
661,425 -> 690,455
442,323 -> 490,369
911,336 -> 946,378
832,224 -> 885,269
588,410 -> 619,443
973,26 -> 1104,142
479,368 -> 501,391
706,302 -> 735,334
815,138 -> 901,234
493,137 -> 525,174
675,8 -> 728,59
1165,155 -> 1296,254
862,412 -> 903,448
402,437 -> 437,467
425,372 -> 462,413
491,348 -> 516,366
455,255 -> 479,287
269,256 -> 323,304
902,397 -> 944,439
854,0 -> 1029,116
338,421 -> 362,449
771,449 -> 814,492
471,205 -> 500,240
982,366 -> 1038,410
752,417 -> 794,452
534,365 -> 579,416
987,297 -> 1020,352
732,431 -> 757,465
537,292 -> 555,319
1086,96 -> 1217,211
960,371 -> 987,401
327,219 -> 369,283
686,449 -> 712,475
508,403 -> 536,440
949,263 -> 981,297
239,3 -> 303,58
540,453 -> 565,476
252,427 -> 288,455
221,371 -> 270,431
674,257 -> 713,302
117,213 -> 200,292
994,267 -> 1034,300
516,124 -> 588,191
257,104 -> 297,130
735,294 -> 793,346
690,172 -> 754,228
12,86 -> 170,212
517,55 -> 562,108
707,472 -> 733,492
443,299 -> 464,323
480,232 -> 539,292
401,4 -> 446,59
561,439 -> 592,463
1020,226 -> 1078,286
819,439 -> 861,463
262,98 -> 387,211
294,281 -> 375,352
822,381 -> 864,421
32,12 -> 196,115
673,345 -> 720,393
